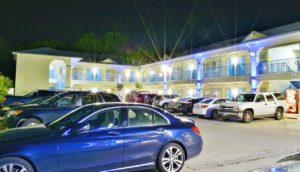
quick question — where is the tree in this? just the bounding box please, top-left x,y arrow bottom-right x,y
0,36 -> 15,79
100,32 -> 128,55
0,75 -> 13,102
29,39 -> 67,50
135,82 -> 143,90
73,33 -> 102,53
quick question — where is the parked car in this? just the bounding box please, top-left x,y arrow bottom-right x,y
125,91 -> 157,104
1,89 -> 60,106
168,97 -> 191,112
0,103 -> 203,172
193,98 -> 227,119
219,92 -> 286,123
144,93 -> 158,105
3,91 -> 120,128
0,96 -> 52,125
252,154 -> 300,172
153,94 -> 180,110
179,97 -> 207,114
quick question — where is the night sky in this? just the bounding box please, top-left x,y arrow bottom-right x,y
1,0 -> 300,53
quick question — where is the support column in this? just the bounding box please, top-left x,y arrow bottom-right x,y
65,64 -> 72,90
117,68 -> 123,98
196,58 -> 202,97
250,51 -> 257,92
163,71 -> 168,94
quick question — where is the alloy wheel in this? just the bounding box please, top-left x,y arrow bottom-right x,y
0,163 -> 28,172
162,146 -> 184,172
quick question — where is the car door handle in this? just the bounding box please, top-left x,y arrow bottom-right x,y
265,103 -> 268,106
155,128 -> 165,133
108,131 -> 121,135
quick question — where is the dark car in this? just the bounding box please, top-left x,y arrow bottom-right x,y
169,97 -> 192,112
0,103 -> 202,172
0,96 -> 52,125
180,97 -> 207,114
252,154 -> 300,171
3,91 -> 120,128
2,89 -> 60,106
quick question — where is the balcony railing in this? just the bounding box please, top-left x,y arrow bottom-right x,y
72,73 -> 117,82
203,64 -> 250,78
257,58 -> 300,74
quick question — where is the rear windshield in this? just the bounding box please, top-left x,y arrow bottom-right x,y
273,93 -> 285,100
201,99 -> 213,104
101,94 -> 120,102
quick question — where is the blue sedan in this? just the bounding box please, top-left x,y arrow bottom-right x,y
0,103 -> 202,172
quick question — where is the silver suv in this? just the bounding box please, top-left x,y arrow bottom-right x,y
219,92 -> 286,123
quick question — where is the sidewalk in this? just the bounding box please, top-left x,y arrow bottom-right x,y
284,112 -> 300,120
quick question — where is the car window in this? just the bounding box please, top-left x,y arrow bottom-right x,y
56,94 -> 77,107
274,93 -> 285,100
202,99 -> 213,104
48,105 -> 97,131
101,94 -> 120,102
213,99 -> 223,104
82,94 -> 102,105
127,108 -> 168,127
265,94 -> 275,101
255,94 -> 266,102
86,109 -> 122,130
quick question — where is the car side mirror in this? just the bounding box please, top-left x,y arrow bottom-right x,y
72,123 -> 90,134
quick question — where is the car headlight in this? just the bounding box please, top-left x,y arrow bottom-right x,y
7,110 -> 23,117
233,106 -> 242,112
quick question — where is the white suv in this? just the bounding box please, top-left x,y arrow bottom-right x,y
219,92 -> 286,123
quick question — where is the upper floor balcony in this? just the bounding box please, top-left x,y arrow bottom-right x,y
72,67 -> 118,82
202,64 -> 251,78
257,58 -> 300,74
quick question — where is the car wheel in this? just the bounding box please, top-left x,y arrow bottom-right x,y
275,108 -> 284,120
162,103 -> 169,110
20,118 -> 42,127
0,157 -> 34,172
157,143 -> 185,172
243,110 -> 253,123
210,110 -> 219,119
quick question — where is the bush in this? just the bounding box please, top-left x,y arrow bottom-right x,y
0,75 -> 13,102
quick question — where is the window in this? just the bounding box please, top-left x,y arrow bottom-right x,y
86,68 -> 94,81
265,94 -> 275,101
127,108 -> 168,127
274,93 -> 285,100
56,94 -> 77,107
106,69 -> 117,82
213,99 -> 225,104
86,109 -> 122,130
255,94 -> 266,102
102,94 -> 120,102
82,94 -> 102,105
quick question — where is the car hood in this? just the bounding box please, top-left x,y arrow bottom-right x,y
0,125 -> 55,144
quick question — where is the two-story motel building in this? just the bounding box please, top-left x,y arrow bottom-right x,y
12,22 -> 300,99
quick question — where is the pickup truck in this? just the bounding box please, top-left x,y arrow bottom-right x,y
1,90 -> 60,106
219,92 -> 286,123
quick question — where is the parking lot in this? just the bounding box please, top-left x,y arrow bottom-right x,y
175,113 -> 300,172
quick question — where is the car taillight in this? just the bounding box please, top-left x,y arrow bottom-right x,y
184,103 -> 190,107
192,125 -> 201,135
201,105 -> 208,109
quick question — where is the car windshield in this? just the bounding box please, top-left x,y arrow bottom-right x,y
27,96 -> 51,104
47,105 -> 96,131
40,94 -> 64,105
233,94 -> 255,102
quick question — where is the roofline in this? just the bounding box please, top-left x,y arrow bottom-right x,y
12,28 -> 300,66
